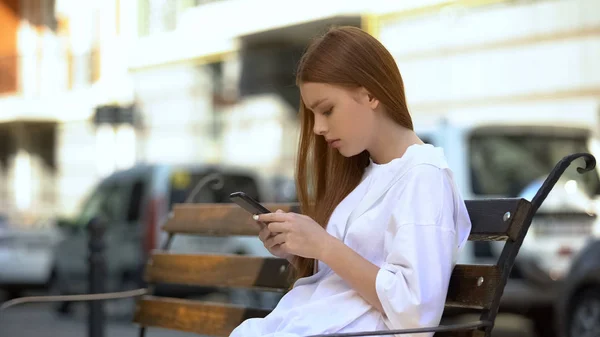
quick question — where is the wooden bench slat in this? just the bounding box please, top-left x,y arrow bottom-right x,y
466,198 -> 530,241
145,253 -> 499,309
163,203 -> 300,236
445,264 -> 500,309
133,296 -> 487,337
133,296 -> 269,336
146,253 -> 291,291
162,199 -> 530,241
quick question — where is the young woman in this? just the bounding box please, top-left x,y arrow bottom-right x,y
230,26 -> 472,337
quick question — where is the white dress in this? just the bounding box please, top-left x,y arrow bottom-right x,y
229,144 -> 472,337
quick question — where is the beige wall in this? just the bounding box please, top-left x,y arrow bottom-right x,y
378,0 -> 600,117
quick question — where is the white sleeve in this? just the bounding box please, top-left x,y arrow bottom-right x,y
375,165 -> 467,332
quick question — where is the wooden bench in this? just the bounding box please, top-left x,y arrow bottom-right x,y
0,153 -> 594,337
131,153 -> 596,337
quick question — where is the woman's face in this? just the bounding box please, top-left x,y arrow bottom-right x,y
300,82 -> 379,157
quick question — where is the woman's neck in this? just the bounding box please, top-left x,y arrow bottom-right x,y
367,121 -> 423,165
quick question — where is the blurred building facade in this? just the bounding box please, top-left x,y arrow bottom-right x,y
376,0 -> 600,123
0,0 -> 136,220
0,0 -> 599,221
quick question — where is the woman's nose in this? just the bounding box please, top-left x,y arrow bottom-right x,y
313,126 -> 327,136
313,118 -> 327,135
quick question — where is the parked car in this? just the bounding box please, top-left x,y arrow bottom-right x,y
51,163 -> 284,317
555,238 -> 600,337
0,224 -> 62,298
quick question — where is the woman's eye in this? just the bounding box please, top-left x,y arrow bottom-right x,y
323,108 -> 333,116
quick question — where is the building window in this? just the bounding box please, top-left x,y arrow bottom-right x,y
138,0 -> 195,37
137,0 -> 228,37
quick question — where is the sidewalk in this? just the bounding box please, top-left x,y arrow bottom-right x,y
0,302 -> 197,337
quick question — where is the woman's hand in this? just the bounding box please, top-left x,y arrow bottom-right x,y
255,210 -> 293,260
254,210 -> 334,260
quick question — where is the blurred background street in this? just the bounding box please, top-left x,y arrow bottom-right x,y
2,0 -> 600,336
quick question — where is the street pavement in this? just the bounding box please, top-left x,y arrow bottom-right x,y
0,302 -> 197,337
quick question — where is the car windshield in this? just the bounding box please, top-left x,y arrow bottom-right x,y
76,191 -> 105,225
469,128 -> 600,197
74,182 -> 129,226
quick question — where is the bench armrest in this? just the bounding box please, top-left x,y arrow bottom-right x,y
305,320 -> 491,337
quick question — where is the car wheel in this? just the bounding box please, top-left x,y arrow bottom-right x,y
569,287 -> 600,337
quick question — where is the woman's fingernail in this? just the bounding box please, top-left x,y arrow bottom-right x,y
252,214 -> 259,221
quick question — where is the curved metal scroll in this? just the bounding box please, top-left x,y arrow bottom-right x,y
160,172 -> 225,250
530,152 -> 596,213
184,172 -> 225,203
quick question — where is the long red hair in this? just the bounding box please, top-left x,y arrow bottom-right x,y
292,26 -> 414,282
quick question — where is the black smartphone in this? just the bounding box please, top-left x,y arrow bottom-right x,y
229,191 -> 271,215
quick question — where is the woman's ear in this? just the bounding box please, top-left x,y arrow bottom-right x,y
357,87 -> 379,110
366,92 -> 380,110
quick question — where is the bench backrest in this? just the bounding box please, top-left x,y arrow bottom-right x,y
133,199 -> 529,337
133,153 -> 595,337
